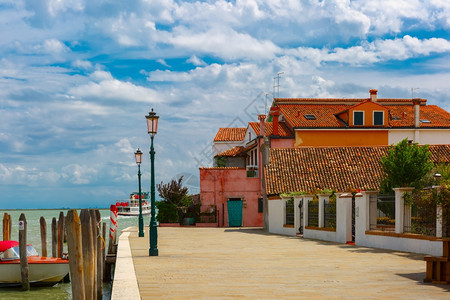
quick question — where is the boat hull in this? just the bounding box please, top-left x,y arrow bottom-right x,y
0,257 -> 69,287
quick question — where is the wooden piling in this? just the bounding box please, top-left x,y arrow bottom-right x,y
58,211 -> 65,258
102,222 -> 106,279
80,209 -> 95,300
66,210 -> 86,300
40,216 -> 47,257
89,209 -> 98,300
3,213 -> 11,241
52,217 -> 57,257
18,213 -> 30,291
95,210 -> 103,300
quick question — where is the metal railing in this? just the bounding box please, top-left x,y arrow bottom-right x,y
324,201 -> 336,229
285,199 -> 294,226
369,194 -> 395,232
308,200 -> 319,227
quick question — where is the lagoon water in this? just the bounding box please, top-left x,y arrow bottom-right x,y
0,209 -> 150,300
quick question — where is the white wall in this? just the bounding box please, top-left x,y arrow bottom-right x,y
268,198 -> 296,236
355,192 -> 443,256
388,129 -> 450,145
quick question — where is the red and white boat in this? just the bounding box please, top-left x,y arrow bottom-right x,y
0,240 -> 69,287
116,192 -> 151,216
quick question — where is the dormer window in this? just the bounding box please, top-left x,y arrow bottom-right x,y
373,111 -> 384,126
353,111 -> 364,126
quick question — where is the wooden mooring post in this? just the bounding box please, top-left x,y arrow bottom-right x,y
95,210 -> 103,300
40,216 -> 47,257
52,217 -> 57,257
58,211 -> 65,258
3,213 -> 11,240
66,210 -> 86,300
18,213 -> 30,291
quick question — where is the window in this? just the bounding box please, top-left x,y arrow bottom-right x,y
373,111 -> 384,126
353,111 -> 364,126
258,197 -> 263,213
304,114 -> 316,120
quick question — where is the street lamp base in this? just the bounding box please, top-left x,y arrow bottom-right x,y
149,248 -> 159,256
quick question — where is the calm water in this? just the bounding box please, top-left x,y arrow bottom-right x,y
0,209 -> 150,300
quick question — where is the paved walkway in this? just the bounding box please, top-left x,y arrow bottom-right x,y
122,227 -> 449,299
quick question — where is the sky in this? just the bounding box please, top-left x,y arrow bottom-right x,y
1,0 -> 450,209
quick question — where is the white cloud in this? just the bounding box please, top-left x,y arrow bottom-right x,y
69,71 -> 161,103
186,55 -> 206,66
116,138 -> 134,154
157,59 -> 171,67
62,164 -> 98,185
72,59 -> 93,70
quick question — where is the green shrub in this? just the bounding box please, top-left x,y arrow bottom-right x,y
155,201 -> 179,223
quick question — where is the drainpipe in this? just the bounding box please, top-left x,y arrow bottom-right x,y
413,98 -> 421,143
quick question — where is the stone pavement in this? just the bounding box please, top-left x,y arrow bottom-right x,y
123,227 -> 449,299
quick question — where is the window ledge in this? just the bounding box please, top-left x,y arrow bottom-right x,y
283,224 -> 294,228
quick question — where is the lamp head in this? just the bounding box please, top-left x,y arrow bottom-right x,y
146,108 -> 159,136
134,148 -> 143,164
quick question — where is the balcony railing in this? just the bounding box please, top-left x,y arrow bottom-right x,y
246,166 -> 258,178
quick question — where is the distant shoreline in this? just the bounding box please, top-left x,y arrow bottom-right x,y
0,208 -> 109,211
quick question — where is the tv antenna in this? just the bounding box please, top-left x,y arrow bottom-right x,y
411,87 -> 419,98
263,92 -> 273,115
273,72 -> 284,97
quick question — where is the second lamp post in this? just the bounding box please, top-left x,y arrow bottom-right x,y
134,148 -> 144,237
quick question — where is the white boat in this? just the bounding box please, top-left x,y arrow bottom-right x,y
0,240 -> 69,287
116,192 -> 151,216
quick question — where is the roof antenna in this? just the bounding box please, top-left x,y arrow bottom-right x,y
411,87 -> 419,98
273,72 -> 284,98
263,92 -> 272,115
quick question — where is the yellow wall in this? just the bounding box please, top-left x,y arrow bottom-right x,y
295,130 -> 389,147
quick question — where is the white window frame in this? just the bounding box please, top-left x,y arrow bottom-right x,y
353,111 -> 365,126
373,111 -> 384,126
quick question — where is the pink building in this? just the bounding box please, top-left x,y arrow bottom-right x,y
199,112 -> 294,227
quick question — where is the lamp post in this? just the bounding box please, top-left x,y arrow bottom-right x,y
146,108 -> 159,256
135,148 -> 144,237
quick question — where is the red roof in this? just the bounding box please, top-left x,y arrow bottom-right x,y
214,128 -> 246,141
216,146 -> 246,157
265,145 -> 450,195
248,122 -> 293,137
275,99 -> 450,128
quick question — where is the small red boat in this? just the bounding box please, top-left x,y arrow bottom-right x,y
0,240 -> 69,287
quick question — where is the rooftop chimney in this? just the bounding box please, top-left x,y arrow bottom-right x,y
369,89 -> 378,102
413,98 -> 421,128
270,107 -> 280,136
258,114 -> 266,137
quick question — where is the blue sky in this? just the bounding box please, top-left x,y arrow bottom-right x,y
1,0 -> 450,209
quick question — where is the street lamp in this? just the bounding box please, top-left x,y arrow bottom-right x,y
146,108 -> 159,256
135,148 -> 144,237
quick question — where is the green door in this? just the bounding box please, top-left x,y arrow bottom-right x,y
227,199 -> 243,227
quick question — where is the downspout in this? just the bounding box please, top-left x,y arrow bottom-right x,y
413,98 -> 421,143
221,177 -> 225,227
260,137 -> 270,231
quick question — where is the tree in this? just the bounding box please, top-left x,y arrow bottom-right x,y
157,176 -> 189,207
380,139 -> 433,193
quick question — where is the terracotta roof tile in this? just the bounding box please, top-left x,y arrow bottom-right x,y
248,122 -> 293,137
214,128 -> 246,141
216,146 -> 246,157
265,145 -> 450,195
276,102 -> 450,128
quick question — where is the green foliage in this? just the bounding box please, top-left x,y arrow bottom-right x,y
216,156 -> 226,167
380,139 -> 433,193
436,163 -> 450,185
157,176 -> 189,207
155,201 -> 179,223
